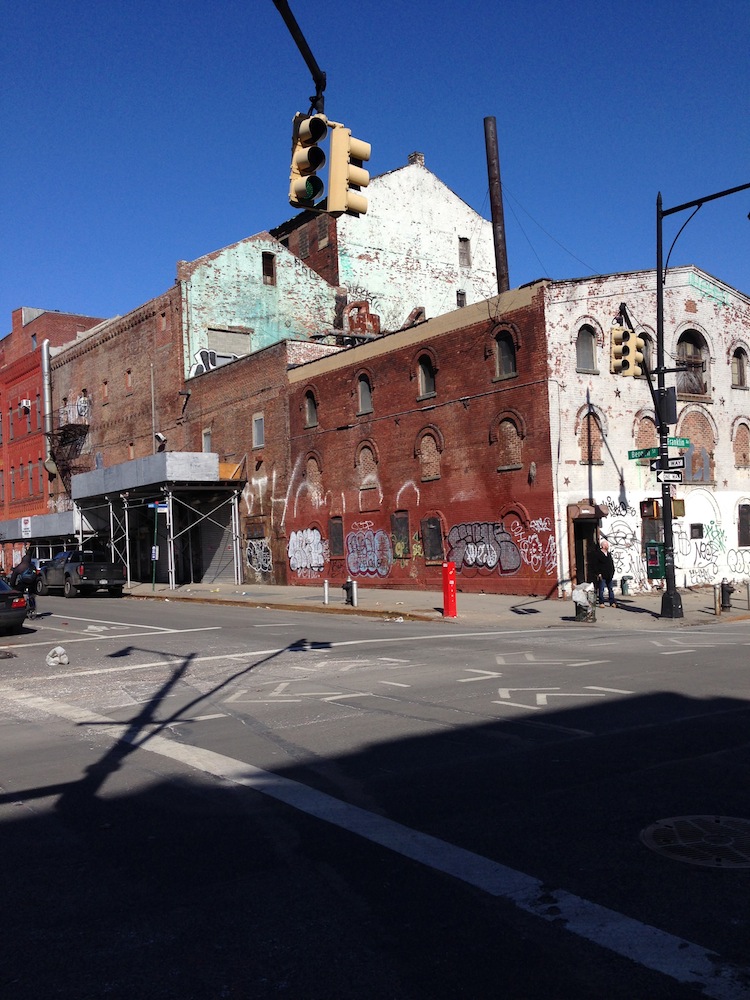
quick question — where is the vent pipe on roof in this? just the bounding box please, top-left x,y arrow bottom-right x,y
483,116 -> 510,294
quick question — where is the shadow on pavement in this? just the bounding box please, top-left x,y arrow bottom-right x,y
0,635 -> 749,998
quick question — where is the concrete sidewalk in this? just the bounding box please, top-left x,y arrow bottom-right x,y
123,578 -> 750,630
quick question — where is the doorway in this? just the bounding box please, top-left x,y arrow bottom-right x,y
573,519 -> 599,585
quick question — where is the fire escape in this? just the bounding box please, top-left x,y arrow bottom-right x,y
46,398 -> 91,497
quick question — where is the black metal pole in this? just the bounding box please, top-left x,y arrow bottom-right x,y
272,0 -> 326,113
656,193 -> 683,618
483,117 -> 510,294
655,179 -> 750,618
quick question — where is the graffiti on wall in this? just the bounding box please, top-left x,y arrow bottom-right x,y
605,518 -> 646,588
446,516 -> 556,577
673,520 -> 727,585
728,548 -> 750,576
345,521 -> 393,577
246,538 -> 272,576
605,495 -> 636,518
288,528 -> 328,578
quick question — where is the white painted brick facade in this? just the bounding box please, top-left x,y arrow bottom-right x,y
543,266 -> 750,595
336,156 -> 498,331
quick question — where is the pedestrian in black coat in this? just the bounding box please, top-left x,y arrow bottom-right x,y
593,538 -> 616,606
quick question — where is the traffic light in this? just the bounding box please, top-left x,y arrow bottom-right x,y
327,124 -> 371,216
621,328 -> 644,377
640,499 -> 661,519
289,112 -> 328,210
610,325 -> 625,374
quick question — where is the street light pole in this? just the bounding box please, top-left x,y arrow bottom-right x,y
655,181 -> 750,619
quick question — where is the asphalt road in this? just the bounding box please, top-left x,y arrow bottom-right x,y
1,595 -> 749,999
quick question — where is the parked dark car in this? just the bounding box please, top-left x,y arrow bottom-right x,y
0,579 -> 29,633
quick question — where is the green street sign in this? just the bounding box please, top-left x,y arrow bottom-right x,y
668,437 -> 690,448
628,447 -> 659,460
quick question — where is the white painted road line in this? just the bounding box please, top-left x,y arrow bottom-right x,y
0,684 -> 745,1000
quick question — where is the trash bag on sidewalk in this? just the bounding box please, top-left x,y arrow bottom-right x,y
572,583 -> 596,622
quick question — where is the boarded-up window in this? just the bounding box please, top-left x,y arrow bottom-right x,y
262,252 -> 276,286
677,332 -> 708,395
419,433 -> 441,481
420,516 -> 444,562
329,516 -> 344,557
357,444 -> 380,512
635,415 -> 658,466
306,456 -> 323,505
391,511 -> 410,559
497,418 -> 522,470
579,412 -> 603,465
734,423 -> 750,468
739,505 -> 750,548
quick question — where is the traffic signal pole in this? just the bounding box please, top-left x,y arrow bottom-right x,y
272,0 -> 326,113
655,180 -> 750,619
654,199 -> 682,618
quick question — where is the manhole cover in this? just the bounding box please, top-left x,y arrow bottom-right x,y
641,816 -> 750,868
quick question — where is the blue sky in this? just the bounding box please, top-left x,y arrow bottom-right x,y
2,0 -> 748,333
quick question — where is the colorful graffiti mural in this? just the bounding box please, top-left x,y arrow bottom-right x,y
446,517 -> 556,577
345,522 -> 393,577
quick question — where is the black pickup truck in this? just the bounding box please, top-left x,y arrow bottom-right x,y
35,549 -> 126,598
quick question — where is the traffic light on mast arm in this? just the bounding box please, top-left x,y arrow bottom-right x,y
620,328 -> 645,377
289,112 -> 328,210
610,325 -> 625,374
327,124 -> 371,216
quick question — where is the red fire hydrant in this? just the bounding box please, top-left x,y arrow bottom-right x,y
442,561 -> 457,618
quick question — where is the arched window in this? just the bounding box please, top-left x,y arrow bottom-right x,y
681,411 -> 715,483
357,374 -> 373,414
495,332 -> 517,378
734,423 -> 750,468
418,433 -> 441,481
579,412 -> 604,465
356,443 -> 380,510
496,418 -> 523,470
576,325 -> 597,373
304,390 -> 318,427
634,415 -> 658,466
732,348 -> 748,389
418,354 -> 436,397
676,331 -> 709,396
305,455 -> 323,506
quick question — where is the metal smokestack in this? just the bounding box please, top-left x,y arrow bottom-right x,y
484,116 -> 510,294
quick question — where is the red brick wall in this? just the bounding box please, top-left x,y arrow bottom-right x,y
285,290 -> 557,595
0,309 -> 105,571
49,290 -> 184,483
271,213 -> 340,286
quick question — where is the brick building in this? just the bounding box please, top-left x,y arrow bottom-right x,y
0,307 -> 105,572
272,152 -> 499,332
277,265 -> 750,597
548,266 -> 750,594
284,283 -> 556,596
